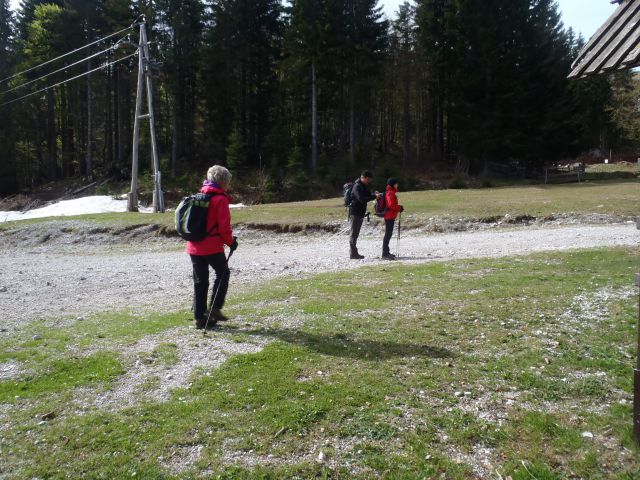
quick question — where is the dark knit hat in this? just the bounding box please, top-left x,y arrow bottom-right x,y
387,177 -> 398,187
361,170 -> 373,178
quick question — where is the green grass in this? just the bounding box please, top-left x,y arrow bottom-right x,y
0,248 -> 638,478
586,162 -> 638,174
2,179 -> 638,231
0,353 -> 123,402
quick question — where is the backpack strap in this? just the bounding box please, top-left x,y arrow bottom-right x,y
204,193 -> 222,238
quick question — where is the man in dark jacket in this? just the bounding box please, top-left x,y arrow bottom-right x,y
349,170 -> 379,259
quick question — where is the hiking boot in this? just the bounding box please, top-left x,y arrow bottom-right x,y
210,308 -> 229,322
382,253 -> 396,260
195,317 -> 214,330
350,253 -> 365,259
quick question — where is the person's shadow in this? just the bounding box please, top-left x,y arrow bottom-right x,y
215,324 -> 454,361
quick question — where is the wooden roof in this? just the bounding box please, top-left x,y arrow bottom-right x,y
569,0 -> 640,78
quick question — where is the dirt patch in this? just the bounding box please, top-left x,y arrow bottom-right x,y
445,443 -> 498,479
0,195 -> 46,212
74,327 -> 268,412
241,222 -> 340,234
219,434 -> 372,476
160,444 -> 205,474
0,360 -> 25,381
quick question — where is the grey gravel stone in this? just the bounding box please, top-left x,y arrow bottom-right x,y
0,222 -> 637,329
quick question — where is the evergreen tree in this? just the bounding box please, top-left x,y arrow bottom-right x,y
16,0 -> 63,40
389,2 -> 416,164
20,3 -> 66,181
415,0 -> 458,164
0,0 -> 16,194
203,0 -> 283,174
286,0 -> 331,173
343,0 -> 387,165
155,0 -> 203,176
607,71 -> 640,151
226,128 -> 248,176
0,0 -> 626,198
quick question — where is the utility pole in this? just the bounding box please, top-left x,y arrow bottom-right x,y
127,17 -> 164,213
127,26 -> 143,213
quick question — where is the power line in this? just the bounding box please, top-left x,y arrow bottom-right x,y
0,36 -> 133,97
0,23 -> 140,86
0,52 -> 139,108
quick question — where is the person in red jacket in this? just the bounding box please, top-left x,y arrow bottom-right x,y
186,165 -> 238,328
382,177 -> 403,260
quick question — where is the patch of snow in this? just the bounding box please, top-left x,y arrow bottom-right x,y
0,196 -> 152,222
0,195 -> 248,223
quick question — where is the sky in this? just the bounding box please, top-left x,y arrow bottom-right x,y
8,0 -> 619,41
380,0 -> 618,39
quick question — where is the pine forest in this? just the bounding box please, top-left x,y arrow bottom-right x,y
0,0 -> 637,201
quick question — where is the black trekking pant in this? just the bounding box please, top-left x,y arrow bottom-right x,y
350,215 -> 364,255
190,253 -> 230,319
383,219 -> 395,255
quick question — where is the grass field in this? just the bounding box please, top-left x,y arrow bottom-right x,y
1,247 -> 638,478
1,179 -> 638,231
586,162 -> 638,174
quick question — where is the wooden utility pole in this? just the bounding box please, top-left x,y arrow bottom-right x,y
127,28 -> 143,213
127,17 -> 164,213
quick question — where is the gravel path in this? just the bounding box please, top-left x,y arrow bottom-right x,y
0,223 -> 637,330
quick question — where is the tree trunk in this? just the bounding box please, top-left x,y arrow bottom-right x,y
171,107 -> 178,178
416,82 -> 422,165
106,63 -> 113,170
349,88 -> 355,166
311,59 -> 317,173
402,73 -> 410,167
47,88 -> 57,181
115,66 -> 122,168
61,85 -> 70,178
86,58 -> 93,177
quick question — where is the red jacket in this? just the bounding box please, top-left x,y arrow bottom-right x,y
186,184 -> 234,256
384,185 -> 402,220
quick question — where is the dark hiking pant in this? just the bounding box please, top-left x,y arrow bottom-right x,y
190,253 -> 230,319
383,219 -> 395,255
350,215 -> 364,255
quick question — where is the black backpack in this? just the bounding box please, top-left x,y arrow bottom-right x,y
175,193 -> 217,241
343,181 -> 355,207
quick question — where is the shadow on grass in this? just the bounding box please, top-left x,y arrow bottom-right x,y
216,325 -> 455,361
396,256 -> 444,261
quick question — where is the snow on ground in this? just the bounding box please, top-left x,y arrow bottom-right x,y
0,195 -> 246,223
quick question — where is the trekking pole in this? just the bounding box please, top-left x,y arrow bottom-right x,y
203,249 -> 234,335
327,224 -> 351,240
396,211 -> 402,259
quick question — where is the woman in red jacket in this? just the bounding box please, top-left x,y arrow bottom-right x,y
382,177 -> 403,260
187,165 -> 238,328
